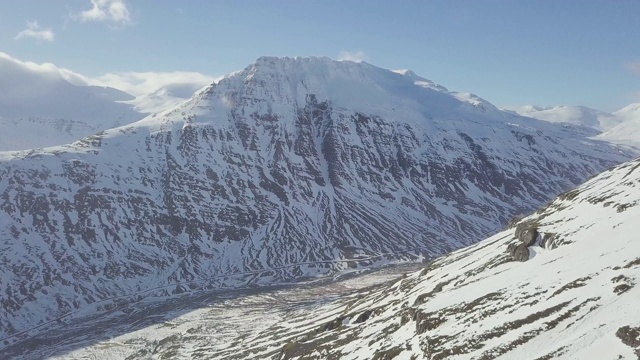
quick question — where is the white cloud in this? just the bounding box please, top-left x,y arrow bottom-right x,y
625,61 -> 640,75
0,52 -> 213,96
14,21 -> 55,42
78,0 -> 131,25
337,50 -> 369,63
0,52 -> 78,82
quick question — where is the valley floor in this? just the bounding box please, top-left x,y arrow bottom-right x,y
0,263 -> 422,360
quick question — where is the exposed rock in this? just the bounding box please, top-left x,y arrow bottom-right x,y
515,222 -> 539,246
540,232 -> 556,248
353,310 -> 373,324
613,284 -> 632,295
611,274 -> 635,295
616,325 -> 640,348
415,310 -> 447,335
317,316 -> 346,333
507,242 -> 530,262
414,279 -> 454,305
371,346 -> 403,360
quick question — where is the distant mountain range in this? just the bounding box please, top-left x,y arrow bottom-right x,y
598,103 -> 640,146
0,53 -> 141,151
504,105 -> 622,131
506,103 -> 640,147
0,56 -> 636,345
0,53 -> 209,151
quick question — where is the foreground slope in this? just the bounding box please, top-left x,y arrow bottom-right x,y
207,156 -> 640,360
0,56 -> 635,341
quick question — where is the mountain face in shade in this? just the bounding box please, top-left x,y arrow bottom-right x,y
0,56 -> 635,342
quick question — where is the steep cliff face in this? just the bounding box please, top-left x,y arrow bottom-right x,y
0,56 -> 634,341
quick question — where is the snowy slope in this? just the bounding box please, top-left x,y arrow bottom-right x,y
124,82 -> 209,114
0,56 -> 636,344
506,105 -> 622,131
0,53 -> 143,150
597,103 -> 640,147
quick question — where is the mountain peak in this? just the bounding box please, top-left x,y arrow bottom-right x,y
615,102 -> 640,118
198,56 -> 503,129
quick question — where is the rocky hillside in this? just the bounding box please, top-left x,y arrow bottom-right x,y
0,56 -> 635,342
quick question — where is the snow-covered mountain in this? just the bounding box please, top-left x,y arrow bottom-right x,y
505,104 -> 622,131
597,103 -> 640,147
615,102 -> 640,120
506,103 -> 640,148
0,53 -> 211,151
0,56 -> 636,344
0,53 -> 144,150
125,82 -> 209,114
0,53 -> 144,151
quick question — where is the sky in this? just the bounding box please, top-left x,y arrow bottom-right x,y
0,0 -> 639,111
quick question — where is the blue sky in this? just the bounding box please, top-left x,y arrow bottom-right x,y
1,0 -> 639,111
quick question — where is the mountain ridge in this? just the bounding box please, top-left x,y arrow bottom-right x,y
504,104 -> 623,131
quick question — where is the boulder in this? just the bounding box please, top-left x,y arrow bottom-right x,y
515,222 -> 539,246
508,242 -> 530,262
353,309 -> 372,324
540,232 -> 556,249
616,325 -> 640,348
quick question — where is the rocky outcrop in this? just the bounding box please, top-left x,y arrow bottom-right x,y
515,222 -> 539,246
616,325 -> 640,358
540,232 -> 556,249
507,242 -> 530,262
506,215 -> 524,229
